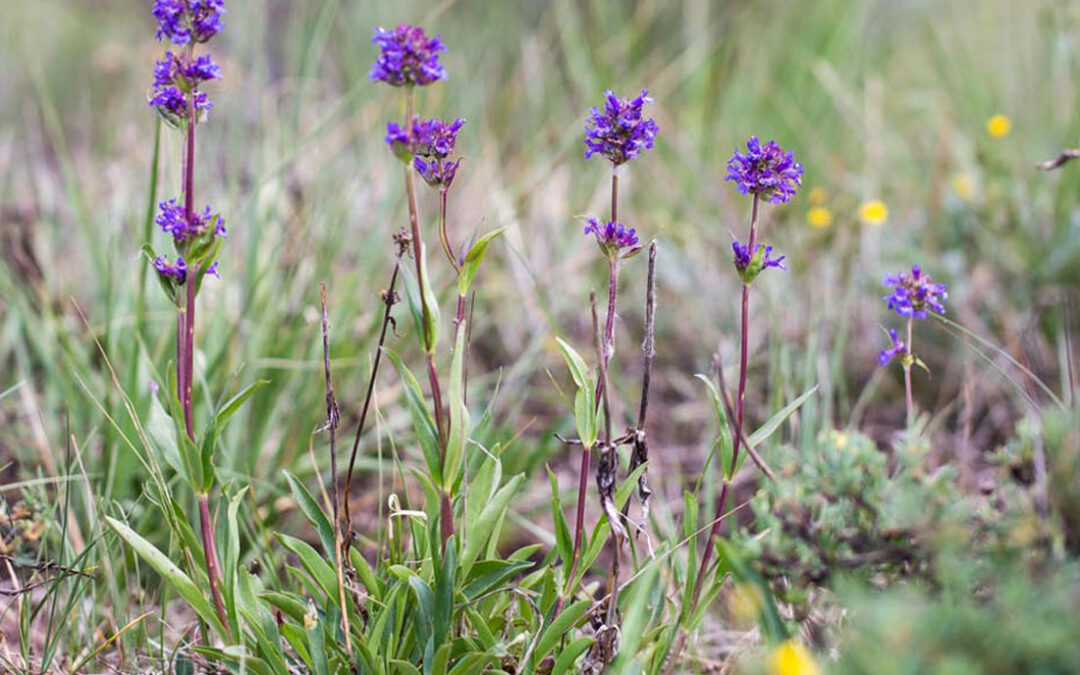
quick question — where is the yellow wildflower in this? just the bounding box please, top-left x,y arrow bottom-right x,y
731,582 -> 765,623
769,640 -> 821,675
986,114 -> 1011,139
834,431 -> 848,448
950,173 -> 975,201
807,187 -> 828,206
858,199 -> 888,225
807,206 -> 833,228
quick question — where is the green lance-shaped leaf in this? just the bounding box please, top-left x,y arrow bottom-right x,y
460,473 -> 523,576
555,337 -> 598,448
457,227 -> 506,296
694,373 -> 734,480
443,321 -> 470,492
106,516 -> 226,637
386,348 -> 443,487
743,384 -> 819,476
284,471 -> 335,561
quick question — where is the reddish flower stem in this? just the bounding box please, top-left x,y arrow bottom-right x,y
688,193 -> 759,617
178,46 -> 227,637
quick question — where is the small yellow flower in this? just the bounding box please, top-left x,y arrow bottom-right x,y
950,173 -> 975,202
769,640 -> 821,675
731,582 -> 765,622
834,431 -> 848,448
986,114 -> 1011,139
858,199 -> 888,225
807,206 -> 833,228
807,187 -> 828,206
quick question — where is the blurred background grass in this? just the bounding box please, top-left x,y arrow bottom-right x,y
1,0 -> 1079,666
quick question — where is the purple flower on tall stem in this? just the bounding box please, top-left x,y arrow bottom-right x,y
370,24 -> 447,87
148,0 -> 230,636
674,137 -> 802,662
725,136 -> 803,204
883,265 -> 948,319
878,328 -> 909,365
584,90 -> 658,166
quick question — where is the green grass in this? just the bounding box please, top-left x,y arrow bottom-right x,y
1,0 -> 1078,672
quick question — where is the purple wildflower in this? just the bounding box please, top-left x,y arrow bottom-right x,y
370,24 -> 447,87
150,86 -> 213,118
725,136 -> 803,204
414,117 -> 465,158
883,265 -> 948,320
154,255 -> 188,284
584,217 -> 641,258
414,157 -> 462,190
153,52 -> 221,89
206,261 -> 220,277
385,121 -> 412,159
584,90 -> 658,166
878,328 -> 908,366
732,240 -> 786,273
153,0 -> 226,44
156,200 -> 220,243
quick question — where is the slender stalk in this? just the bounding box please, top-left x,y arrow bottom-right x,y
178,46 -> 227,638
562,173 -> 622,611
198,494 -> 229,633
904,317 -> 915,424
439,188 -> 459,271
319,284 -> 352,655
343,244 -> 404,539
687,194 -> 760,623
563,448 -> 591,597
403,87 -> 452,547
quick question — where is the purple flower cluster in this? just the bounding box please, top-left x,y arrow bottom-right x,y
878,328 -> 909,366
883,265 -> 948,319
584,90 -> 658,166
385,117 -> 467,190
153,0 -> 226,45
154,255 -> 188,283
156,199 -> 226,244
150,51 -> 221,118
584,217 -> 641,258
725,136 -> 803,204
150,3 -> 225,120
370,24 -> 447,87
732,240 -> 786,273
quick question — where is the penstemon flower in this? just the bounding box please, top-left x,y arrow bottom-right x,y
584,90 -> 658,166
369,24 -> 447,87
583,217 -> 641,260
725,136 -> 803,204
883,265 -> 948,319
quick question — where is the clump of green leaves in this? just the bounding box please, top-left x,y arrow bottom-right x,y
735,430 -> 1030,608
